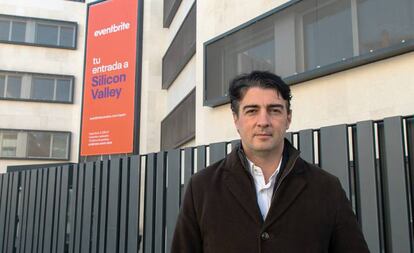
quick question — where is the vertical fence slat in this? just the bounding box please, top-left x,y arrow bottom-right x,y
68,164 -> 79,253
51,168 -> 61,253
98,160 -> 109,253
106,158 -> 121,253
0,173 -> 8,252
43,168 -> 56,253
57,165 -> 70,253
24,171 -> 37,253
184,148 -> 194,192
355,121 -> 381,252
209,142 -> 227,165
144,154 -> 156,253
36,169 -> 48,253
166,149 -> 181,253
127,155 -> 141,253
91,161 -> 101,253
320,124 -> 350,198
32,170 -> 42,253
18,171 -> 30,253
154,152 -> 166,253
196,145 -> 206,171
299,129 -> 314,164
382,116 -> 411,253
118,158 -> 129,253
285,132 -> 293,143
6,173 -> 19,253
81,162 -> 94,253
74,164 -> 85,253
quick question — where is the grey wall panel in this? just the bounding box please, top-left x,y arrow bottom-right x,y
154,152 -> 166,253
43,168 -> 56,253
57,166 -> 70,253
127,156 -> 141,253
355,121 -> 381,253
163,0 -> 183,27
166,149 -> 181,253
0,173 -> 8,252
183,148 -> 194,192
106,158 -> 121,252
231,139 -> 241,150
98,160 -> 109,253
91,162 -> 101,253
209,142 -> 227,165
118,158 -> 129,253
299,129 -> 314,164
74,164 -> 85,253
196,145 -> 206,172
320,124 -> 350,198
382,116 -> 411,253
81,162 -> 94,253
285,132 -> 293,144
68,164 -> 78,253
144,154 -> 156,253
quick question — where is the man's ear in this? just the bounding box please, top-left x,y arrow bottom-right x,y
286,110 -> 292,130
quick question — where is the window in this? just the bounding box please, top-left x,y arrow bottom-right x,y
0,129 -> 70,160
0,71 -> 73,103
204,0 -> 414,106
0,74 -> 23,99
0,14 -> 77,48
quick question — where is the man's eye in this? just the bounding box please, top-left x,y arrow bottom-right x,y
270,109 -> 282,114
245,109 -> 256,114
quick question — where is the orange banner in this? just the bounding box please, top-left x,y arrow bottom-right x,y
81,0 -> 139,156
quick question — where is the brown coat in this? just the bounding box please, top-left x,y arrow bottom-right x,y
171,141 -> 370,253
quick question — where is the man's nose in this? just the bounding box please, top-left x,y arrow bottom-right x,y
257,110 -> 270,127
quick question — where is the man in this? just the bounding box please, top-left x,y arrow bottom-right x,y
171,71 -> 370,253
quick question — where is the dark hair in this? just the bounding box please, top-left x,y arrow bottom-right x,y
228,70 -> 292,114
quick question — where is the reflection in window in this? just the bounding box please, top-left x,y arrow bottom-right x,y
60,26 -> 75,47
32,77 -> 55,100
27,132 -> 51,158
302,0 -> 353,70
0,75 -> 5,97
52,133 -> 68,158
6,76 -> 22,98
36,23 -> 58,46
204,0 -> 414,106
11,21 -> 26,42
357,0 -> 414,54
0,20 -> 10,40
56,79 -> 72,102
0,132 -> 18,157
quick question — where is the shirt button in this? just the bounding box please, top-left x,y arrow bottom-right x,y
261,232 -> 270,241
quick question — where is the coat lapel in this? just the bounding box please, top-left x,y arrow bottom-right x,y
263,172 -> 307,229
223,170 -> 262,224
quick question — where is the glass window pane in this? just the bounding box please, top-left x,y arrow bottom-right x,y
52,133 -> 68,158
11,21 -> 26,42
0,75 -> 5,98
60,26 -> 74,47
1,131 -> 18,157
6,76 -> 22,98
27,132 -> 51,158
0,20 -> 10,40
35,23 -> 58,46
357,0 -> 414,54
32,77 -> 54,100
56,79 -> 71,101
302,0 -> 353,70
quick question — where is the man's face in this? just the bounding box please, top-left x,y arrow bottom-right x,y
233,87 -> 291,157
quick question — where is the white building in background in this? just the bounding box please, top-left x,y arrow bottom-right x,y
1,0 -> 414,173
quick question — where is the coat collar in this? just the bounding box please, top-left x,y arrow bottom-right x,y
222,139 -> 307,226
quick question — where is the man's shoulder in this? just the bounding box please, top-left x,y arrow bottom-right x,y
299,158 -> 341,186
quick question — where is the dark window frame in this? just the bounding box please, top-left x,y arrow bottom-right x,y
0,69 -> 75,104
0,128 -> 71,161
203,0 -> 414,107
0,14 -> 78,49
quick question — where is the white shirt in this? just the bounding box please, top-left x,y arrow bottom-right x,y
247,158 -> 282,220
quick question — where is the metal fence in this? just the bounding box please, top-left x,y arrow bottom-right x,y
0,115 -> 413,253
